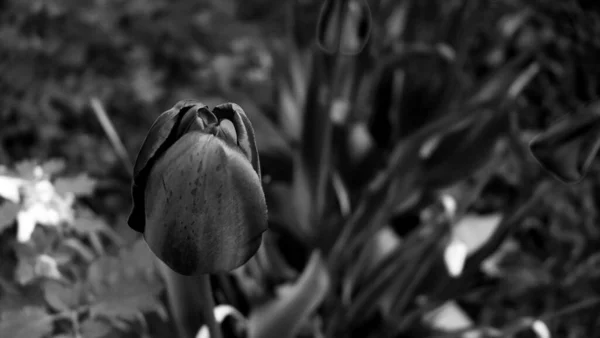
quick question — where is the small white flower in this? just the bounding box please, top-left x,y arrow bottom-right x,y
444,238 -> 468,277
531,319 -> 551,338
16,209 -> 37,242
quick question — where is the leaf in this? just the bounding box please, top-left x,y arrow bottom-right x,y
0,201 -> 19,233
529,101 -> 600,183
54,173 -> 97,197
421,108 -> 508,189
468,53 -> 535,106
316,0 -> 372,55
255,232 -> 298,282
79,319 -> 115,338
43,280 -> 86,312
14,161 -> 44,180
234,98 -> 292,157
247,251 -> 330,338
86,240 -> 164,325
0,306 -> 54,338
73,215 -> 110,234
292,53 -> 332,239
41,159 -> 66,177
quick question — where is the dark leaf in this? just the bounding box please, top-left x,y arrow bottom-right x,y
316,0 -> 372,55
468,53 -> 534,106
422,108 -> 509,189
529,101 -> 600,183
292,53 -> 332,239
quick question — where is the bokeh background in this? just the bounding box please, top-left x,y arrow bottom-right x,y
1,0 -> 600,337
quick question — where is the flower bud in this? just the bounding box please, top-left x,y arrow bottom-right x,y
128,101 -> 268,275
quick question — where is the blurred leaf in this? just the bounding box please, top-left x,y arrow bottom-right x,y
343,234 -> 435,327
292,53 -> 332,239
316,0 -> 372,55
14,161 -> 45,181
255,232 -> 298,282
247,251 -> 330,338
40,159 -> 66,177
0,306 -> 54,338
421,108 -> 508,189
0,201 -> 19,232
468,54 -> 535,106
86,239 -> 164,325
54,173 -> 97,197
341,226 -> 401,304
369,52 -> 458,148
43,280 -> 86,312
79,319 -> 115,338
529,101 -> 600,183
233,98 -> 292,157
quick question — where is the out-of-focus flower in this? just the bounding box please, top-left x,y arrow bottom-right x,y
16,177 -> 75,243
129,101 -> 268,276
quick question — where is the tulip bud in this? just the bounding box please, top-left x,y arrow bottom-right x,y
128,101 -> 268,276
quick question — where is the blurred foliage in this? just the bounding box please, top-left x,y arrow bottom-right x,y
1,0 -> 600,337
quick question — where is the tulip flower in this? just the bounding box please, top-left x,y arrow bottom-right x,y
128,100 -> 268,276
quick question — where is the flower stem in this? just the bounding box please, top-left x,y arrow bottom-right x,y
199,274 -> 223,338
157,258 -> 223,338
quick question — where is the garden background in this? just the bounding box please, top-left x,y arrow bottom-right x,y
1,0 -> 600,337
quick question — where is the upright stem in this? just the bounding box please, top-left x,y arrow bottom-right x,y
157,258 -> 223,338
198,274 -> 222,338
